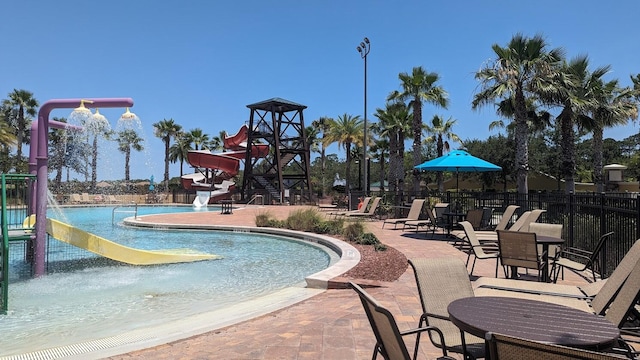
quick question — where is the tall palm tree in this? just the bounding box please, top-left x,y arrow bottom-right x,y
473,33 -> 564,194
0,106 -> 18,147
208,130 -> 227,152
86,109 -> 112,191
153,118 -> 182,191
374,101 -> 411,197
169,132 -> 193,177
116,129 -> 144,181
542,56 -> 609,193
424,115 -> 461,191
3,89 -> 38,165
48,117 -> 69,190
389,66 -> 448,193
582,79 -> 638,192
310,116 -> 332,197
323,113 -> 363,195
188,128 -> 209,150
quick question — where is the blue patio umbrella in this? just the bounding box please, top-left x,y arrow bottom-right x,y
415,149 -> 502,191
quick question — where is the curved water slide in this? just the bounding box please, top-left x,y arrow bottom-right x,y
181,125 -> 269,206
46,218 -> 221,265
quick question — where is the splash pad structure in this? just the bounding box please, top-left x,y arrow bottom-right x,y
32,98 -> 135,276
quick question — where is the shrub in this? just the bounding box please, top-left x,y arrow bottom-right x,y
343,221 -> 365,242
255,211 -> 274,227
285,208 -> 323,232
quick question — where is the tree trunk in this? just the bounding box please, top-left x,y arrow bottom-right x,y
514,87 -> 529,195
559,105 -> 576,194
412,101 -> 423,193
164,138 -> 170,191
91,135 -> 98,191
593,126 -> 604,193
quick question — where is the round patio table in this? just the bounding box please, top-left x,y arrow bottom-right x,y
448,296 -> 619,351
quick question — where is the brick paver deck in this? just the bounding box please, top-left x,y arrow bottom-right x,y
107,205 -> 591,360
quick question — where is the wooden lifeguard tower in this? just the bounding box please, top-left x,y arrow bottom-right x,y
241,98 -> 312,204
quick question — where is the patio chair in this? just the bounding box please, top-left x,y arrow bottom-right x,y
328,197 -> 370,218
70,193 -> 83,204
458,221 -> 501,277
81,192 -> 92,203
485,332 -> 627,360
344,197 -> 381,219
382,199 -> 425,229
349,282 -> 455,360
497,230 -> 546,281
552,232 -> 615,283
403,205 -> 440,235
474,239 -> 640,318
433,203 -> 450,225
453,209 -> 531,244
450,209 -> 485,249
515,208 -> 546,232
408,258 -> 486,360
489,205 -> 520,231
107,195 -> 122,203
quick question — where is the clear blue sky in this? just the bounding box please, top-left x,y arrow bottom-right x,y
2,1 -> 639,181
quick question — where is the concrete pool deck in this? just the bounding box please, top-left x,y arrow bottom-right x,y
98,204 -> 592,360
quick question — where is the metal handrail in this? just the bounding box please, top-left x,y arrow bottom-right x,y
246,194 -> 264,206
112,203 -> 138,225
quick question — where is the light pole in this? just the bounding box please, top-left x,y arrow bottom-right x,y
357,37 -> 370,196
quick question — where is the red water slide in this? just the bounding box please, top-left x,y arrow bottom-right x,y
181,125 -> 269,190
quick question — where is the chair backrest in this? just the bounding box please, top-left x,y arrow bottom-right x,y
591,238 -> 640,315
588,231 -> 615,264
506,211 -> 531,231
460,221 -> 493,257
350,282 -> 413,360
365,197 -> 381,215
518,209 -> 546,232
495,205 -> 520,231
497,230 -> 541,270
433,203 -> 450,223
481,208 -> 494,229
81,192 -> 91,202
528,223 -> 563,258
406,199 -> 426,220
358,197 -> 372,213
486,332 -> 625,359
465,209 -> 485,229
408,257 -> 475,347
604,256 -> 640,328
71,194 -> 82,202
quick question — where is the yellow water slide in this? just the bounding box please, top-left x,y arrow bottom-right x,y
45,218 -> 222,265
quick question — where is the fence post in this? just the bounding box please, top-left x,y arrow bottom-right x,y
600,192 -> 607,277
568,192 -> 574,248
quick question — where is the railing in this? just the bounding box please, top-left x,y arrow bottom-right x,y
373,189 -> 640,278
1,173 -> 36,314
112,203 -> 138,225
246,194 -> 264,206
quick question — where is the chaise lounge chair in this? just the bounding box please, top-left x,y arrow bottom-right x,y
344,197 -> 381,219
382,198 -> 426,229
328,197 -> 370,218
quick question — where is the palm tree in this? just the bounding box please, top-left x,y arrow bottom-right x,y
323,113 -> 363,195
153,118 -> 182,191
424,115 -> 461,191
208,130 -> 227,152
473,33 -> 564,194
374,101 -> 411,197
3,89 -> 38,165
582,79 -> 638,192
188,128 -> 209,150
86,109 -> 112,191
169,132 -> 193,177
0,105 -> 17,169
541,56 -> 609,193
48,117 -> 68,190
310,117 -> 332,197
388,66 -> 448,193
116,129 -> 144,181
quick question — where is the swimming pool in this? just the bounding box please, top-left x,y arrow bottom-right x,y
2,206 -> 335,357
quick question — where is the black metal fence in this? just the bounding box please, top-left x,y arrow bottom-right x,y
367,190 -> 640,278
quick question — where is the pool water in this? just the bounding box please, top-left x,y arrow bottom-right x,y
2,206 -> 332,356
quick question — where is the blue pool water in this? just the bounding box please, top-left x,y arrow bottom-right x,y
2,206 -> 332,356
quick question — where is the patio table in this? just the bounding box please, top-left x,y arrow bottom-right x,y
448,296 -> 619,355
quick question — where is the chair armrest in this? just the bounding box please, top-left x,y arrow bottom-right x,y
400,325 -> 454,360
563,246 -> 593,256
557,250 -> 592,264
421,312 -> 450,322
